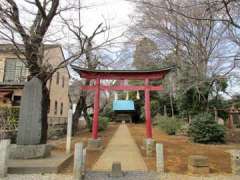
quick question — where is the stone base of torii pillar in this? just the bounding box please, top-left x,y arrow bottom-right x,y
87,138 -> 103,151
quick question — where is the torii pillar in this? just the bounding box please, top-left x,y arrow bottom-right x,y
87,78 -> 103,150
72,66 -> 173,150
145,78 -> 152,139
92,78 -> 100,139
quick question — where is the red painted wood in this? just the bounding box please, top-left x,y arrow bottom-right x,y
74,68 -> 173,140
79,71 -> 166,80
80,85 -> 164,91
92,78 -> 100,139
144,79 -> 152,139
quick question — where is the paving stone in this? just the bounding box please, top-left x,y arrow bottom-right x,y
85,171 -> 158,180
2,172 -> 240,180
92,124 -> 147,171
110,162 -> 123,177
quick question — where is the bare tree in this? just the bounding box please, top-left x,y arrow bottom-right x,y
0,0 -> 62,143
61,11 -> 124,134
131,0 -> 235,110
131,0 -> 240,29
0,0 -> 91,143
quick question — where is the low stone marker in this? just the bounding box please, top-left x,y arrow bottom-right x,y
188,155 -> 209,174
229,150 -> 240,175
73,143 -> 84,180
110,161 -> 123,177
156,143 -> 164,173
0,139 -> 10,178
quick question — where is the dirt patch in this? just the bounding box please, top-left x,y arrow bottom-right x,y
128,124 -> 233,174
48,122 -> 119,174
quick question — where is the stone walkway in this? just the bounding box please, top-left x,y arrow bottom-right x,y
3,173 -> 240,180
92,124 -> 147,171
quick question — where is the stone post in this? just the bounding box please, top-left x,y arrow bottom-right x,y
229,150 -> 240,175
82,148 -> 86,175
0,139 -> 10,178
73,143 -> 84,180
156,143 -> 164,173
66,109 -> 73,154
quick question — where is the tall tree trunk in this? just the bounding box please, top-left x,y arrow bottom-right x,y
72,80 -> 90,135
72,96 -> 86,135
40,80 -> 50,144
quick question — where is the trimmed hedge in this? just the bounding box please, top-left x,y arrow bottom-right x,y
158,116 -> 183,135
188,112 -> 225,143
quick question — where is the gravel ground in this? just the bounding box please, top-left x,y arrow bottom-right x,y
1,172 -> 240,180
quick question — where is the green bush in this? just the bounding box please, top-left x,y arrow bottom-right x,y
98,116 -> 109,131
86,115 -> 109,132
0,107 -> 19,130
188,112 -> 225,143
158,116 -> 182,135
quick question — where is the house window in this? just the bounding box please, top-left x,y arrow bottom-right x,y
54,101 -> 58,115
60,102 -> 63,116
56,72 -> 60,85
62,76 -> 64,88
4,58 -> 28,83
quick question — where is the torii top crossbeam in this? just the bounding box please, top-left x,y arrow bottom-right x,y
72,66 -> 173,80
72,65 -> 173,141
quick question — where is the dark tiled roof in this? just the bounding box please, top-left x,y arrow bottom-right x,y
71,65 -> 174,73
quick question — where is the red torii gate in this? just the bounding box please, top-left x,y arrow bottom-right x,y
72,66 -> 172,145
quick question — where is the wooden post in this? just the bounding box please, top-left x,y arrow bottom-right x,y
145,78 -> 152,139
92,78 -> 100,139
66,109 -> 73,154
